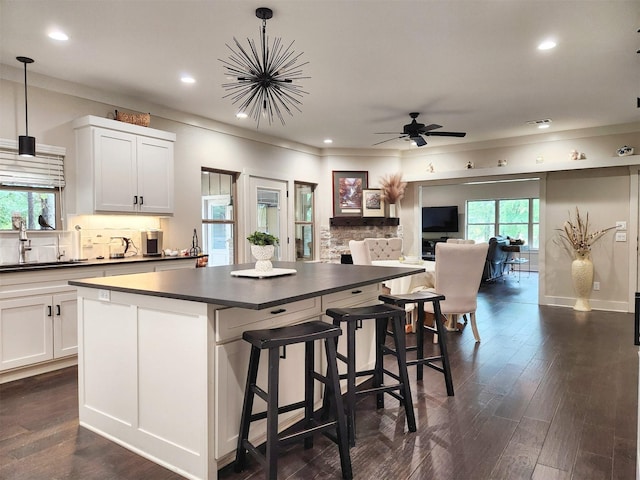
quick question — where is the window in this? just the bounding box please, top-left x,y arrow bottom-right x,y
467,198 -> 539,248
0,141 -> 65,230
294,182 -> 315,261
201,169 -> 238,266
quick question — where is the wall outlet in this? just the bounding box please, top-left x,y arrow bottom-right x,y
616,221 -> 627,230
593,281 -> 600,291
98,289 -> 110,302
615,232 -> 627,242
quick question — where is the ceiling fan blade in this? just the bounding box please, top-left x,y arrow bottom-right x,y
425,131 -> 466,137
420,123 -> 443,133
411,135 -> 427,147
374,132 -> 404,135
372,135 -> 407,146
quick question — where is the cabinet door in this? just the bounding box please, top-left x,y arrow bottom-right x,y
137,136 -> 174,214
0,295 -> 53,371
53,292 -> 78,358
94,128 -> 137,212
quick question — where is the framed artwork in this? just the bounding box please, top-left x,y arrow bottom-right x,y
362,189 -> 385,217
332,170 -> 368,216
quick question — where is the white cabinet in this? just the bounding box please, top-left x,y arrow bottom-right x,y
0,292 -> 77,371
73,115 -> 176,215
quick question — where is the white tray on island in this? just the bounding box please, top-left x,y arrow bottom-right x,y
230,268 -> 297,278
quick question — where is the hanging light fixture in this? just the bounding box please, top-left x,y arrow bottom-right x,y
219,7 -> 309,127
17,56 -> 36,157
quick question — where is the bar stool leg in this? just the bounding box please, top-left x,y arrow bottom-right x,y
432,300 -> 454,396
266,347 -> 280,479
304,340 -> 314,450
324,338 -> 353,479
345,320 -> 357,446
235,345 -> 260,472
373,317 -> 385,409
415,306 -> 425,381
390,314 -> 416,432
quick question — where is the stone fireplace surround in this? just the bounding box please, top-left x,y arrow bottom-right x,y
320,224 -> 403,263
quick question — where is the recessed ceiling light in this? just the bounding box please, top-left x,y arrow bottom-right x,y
236,112 -> 248,119
48,30 -> 69,41
323,139 -> 333,144
538,124 -> 550,129
181,75 -> 196,84
538,39 -> 557,50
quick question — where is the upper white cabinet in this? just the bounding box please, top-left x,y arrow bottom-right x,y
73,115 -> 176,214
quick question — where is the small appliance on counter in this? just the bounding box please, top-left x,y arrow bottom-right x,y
141,230 -> 163,257
109,237 -> 133,259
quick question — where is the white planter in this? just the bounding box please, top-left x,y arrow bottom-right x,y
389,203 -> 397,218
571,253 -> 594,311
251,244 -> 275,272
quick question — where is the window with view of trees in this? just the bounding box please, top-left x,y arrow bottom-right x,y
466,198 -> 539,248
294,182 -> 315,261
201,169 -> 238,266
0,187 -> 59,230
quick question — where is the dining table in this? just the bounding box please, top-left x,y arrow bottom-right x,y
372,259 -> 436,295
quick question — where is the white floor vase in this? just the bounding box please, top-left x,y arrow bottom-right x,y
571,254 -> 593,311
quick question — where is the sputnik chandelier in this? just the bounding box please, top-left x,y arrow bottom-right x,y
219,7 -> 309,127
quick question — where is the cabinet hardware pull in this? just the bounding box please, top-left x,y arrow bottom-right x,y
140,196 -> 144,205
351,290 -> 363,294
270,308 -> 286,315
133,195 -> 138,205
56,305 -> 61,316
280,345 -> 287,359
47,305 -> 52,317
356,319 -> 363,330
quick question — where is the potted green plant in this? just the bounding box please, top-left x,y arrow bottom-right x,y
247,231 -> 279,272
247,231 -> 279,246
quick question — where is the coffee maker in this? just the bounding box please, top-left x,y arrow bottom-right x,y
141,230 -> 163,257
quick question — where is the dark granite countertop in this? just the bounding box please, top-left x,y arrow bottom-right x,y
69,261 -> 423,310
0,254 -> 200,273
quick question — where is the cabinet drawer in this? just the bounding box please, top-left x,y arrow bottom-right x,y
215,297 -> 322,343
322,282 -> 381,308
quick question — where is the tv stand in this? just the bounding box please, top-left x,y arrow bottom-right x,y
422,237 -> 449,260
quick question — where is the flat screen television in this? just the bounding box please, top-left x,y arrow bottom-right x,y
422,205 -> 459,233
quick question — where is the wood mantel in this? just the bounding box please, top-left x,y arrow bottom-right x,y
330,217 -> 399,227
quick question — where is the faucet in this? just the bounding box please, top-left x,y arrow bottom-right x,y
18,220 -> 32,264
56,234 -> 66,261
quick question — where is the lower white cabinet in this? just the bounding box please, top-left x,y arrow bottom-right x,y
0,292 -> 77,371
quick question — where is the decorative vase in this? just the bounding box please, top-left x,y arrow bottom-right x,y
389,203 -> 397,218
571,253 -> 594,311
251,244 -> 275,272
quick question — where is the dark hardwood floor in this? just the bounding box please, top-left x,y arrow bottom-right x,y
1,273 -> 637,479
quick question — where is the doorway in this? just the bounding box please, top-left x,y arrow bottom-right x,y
248,176 -> 288,261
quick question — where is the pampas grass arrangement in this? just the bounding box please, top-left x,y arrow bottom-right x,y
379,173 -> 407,204
557,207 -> 614,258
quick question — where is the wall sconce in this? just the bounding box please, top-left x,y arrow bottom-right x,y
17,56 -> 36,157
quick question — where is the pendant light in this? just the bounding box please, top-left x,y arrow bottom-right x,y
17,56 -> 36,157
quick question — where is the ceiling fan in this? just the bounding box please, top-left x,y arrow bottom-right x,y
373,112 -> 466,147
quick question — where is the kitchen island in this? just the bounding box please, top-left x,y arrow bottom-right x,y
70,261 -> 421,480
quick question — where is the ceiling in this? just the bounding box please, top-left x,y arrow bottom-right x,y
1,0 -> 639,151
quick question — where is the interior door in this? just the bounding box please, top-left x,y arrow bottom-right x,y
248,177 -> 288,261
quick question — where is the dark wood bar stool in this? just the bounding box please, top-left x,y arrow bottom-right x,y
378,291 -> 454,396
234,320 -> 352,480
324,304 -> 416,446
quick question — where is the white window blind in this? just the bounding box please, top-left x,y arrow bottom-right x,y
0,139 -> 66,188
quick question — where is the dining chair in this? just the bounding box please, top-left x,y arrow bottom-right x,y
364,237 -> 403,260
348,240 -> 372,265
446,239 -> 476,244
423,242 -> 489,342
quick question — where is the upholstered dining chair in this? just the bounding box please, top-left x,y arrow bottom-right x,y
348,240 -> 372,265
423,242 -> 489,342
364,237 -> 403,260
